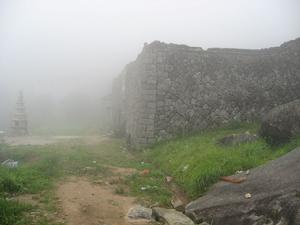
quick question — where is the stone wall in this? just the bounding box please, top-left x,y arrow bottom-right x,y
112,38 -> 300,148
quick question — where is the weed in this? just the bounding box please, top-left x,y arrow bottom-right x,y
125,168 -> 172,206
0,177 -> 22,194
114,186 -> 125,195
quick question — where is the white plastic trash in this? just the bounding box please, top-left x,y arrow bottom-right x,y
1,159 -> 19,168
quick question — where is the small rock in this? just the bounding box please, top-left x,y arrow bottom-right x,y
127,205 -> 153,220
153,207 -> 194,225
140,185 -> 157,191
166,176 -> 173,183
171,197 -> 185,212
141,186 -> 147,191
245,193 -> 252,199
182,165 -> 189,172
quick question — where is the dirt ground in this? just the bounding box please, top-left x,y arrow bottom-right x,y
56,177 -> 151,225
3,136 -> 169,225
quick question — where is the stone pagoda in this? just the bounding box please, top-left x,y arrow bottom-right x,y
11,91 -> 29,136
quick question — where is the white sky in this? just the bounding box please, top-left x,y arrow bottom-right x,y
0,0 -> 300,99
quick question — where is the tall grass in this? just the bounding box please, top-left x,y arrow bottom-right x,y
146,123 -> 300,197
0,198 -> 32,225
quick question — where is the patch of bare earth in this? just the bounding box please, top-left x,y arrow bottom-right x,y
56,177 -> 151,225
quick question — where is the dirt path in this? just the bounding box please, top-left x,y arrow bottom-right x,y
3,135 -> 108,146
56,177 -> 151,225
5,135 -> 185,224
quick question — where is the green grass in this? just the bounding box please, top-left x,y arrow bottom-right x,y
144,123 -> 300,198
0,138 -> 130,194
0,198 -> 33,225
124,162 -> 173,206
0,138 -> 132,224
0,137 -> 172,223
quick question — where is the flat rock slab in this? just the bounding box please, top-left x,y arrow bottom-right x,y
185,147 -> 300,225
153,207 -> 194,225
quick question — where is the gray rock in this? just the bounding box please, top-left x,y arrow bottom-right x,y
218,132 -> 258,146
185,147 -> 300,225
260,99 -> 300,145
127,205 -> 153,220
171,197 -> 185,212
153,207 -> 194,225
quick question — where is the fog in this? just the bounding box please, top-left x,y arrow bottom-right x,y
1,0 -> 300,134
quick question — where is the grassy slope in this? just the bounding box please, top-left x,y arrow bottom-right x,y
145,123 -> 300,198
0,138 -> 132,225
0,137 -> 172,224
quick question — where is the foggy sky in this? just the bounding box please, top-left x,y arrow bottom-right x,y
1,0 -> 300,132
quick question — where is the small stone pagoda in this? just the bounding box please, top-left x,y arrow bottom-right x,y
11,91 -> 29,136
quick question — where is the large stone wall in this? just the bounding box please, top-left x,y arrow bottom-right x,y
112,38 -> 300,148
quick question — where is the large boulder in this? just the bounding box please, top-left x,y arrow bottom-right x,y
260,99 -> 300,144
185,147 -> 300,225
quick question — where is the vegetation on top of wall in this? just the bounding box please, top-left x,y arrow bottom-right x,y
144,123 -> 300,198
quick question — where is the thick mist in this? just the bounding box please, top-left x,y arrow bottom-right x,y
1,0 -> 300,134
